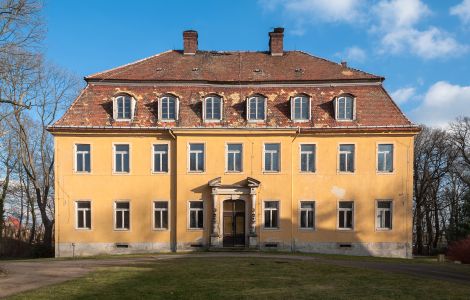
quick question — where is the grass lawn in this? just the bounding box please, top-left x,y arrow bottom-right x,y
9,257 -> 470,300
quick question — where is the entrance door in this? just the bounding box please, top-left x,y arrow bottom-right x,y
223,200 -> 245,247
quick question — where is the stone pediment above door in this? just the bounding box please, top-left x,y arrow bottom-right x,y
208,177 -> 260,195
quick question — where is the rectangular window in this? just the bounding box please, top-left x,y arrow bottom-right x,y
153,144 -> 169,173
189,143 -> 205,172
226,143 -> 243,172
115,202 -> 130,230
189,201 -> 203,229
154,201 -> 169,229
264,201 -> 279,229
378,144 -> 393,173
339,144 -> 355,172
264,143 -> 280,172
300,144 -> 316,172
377,201 -> 392,230
75,144 -> 91,172
114,144 -> 130,173
300,201 -> 315,229
338,201 -> 354,230
76,201 -> 91,229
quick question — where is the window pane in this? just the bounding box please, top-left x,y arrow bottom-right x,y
339,153 -> 346,171
77,202 -> 90,209
264,210 -> 271,227
190,144 -> 204,151
197,153 -> 204,171
272,210 -> 278,227
385,211 -> 391,228
339,211 -> 345,228
116,144 -> 129,152
77,144 -> 90,152
155,211 -> 161,228
116,211 -> 123,228
190,153 -> 196,170
346,211 -> 353,228
338,98 -> 345,119
265,143 -> 279,152
124,97 -> 131,119
378,201 -> 391,209
345,98 -> 352,119
265,153 -> 271,171
257,99 -> 265,119
265,201 -> 278,208
301,97 -> 309,119
301,202 -> 314,209
116,154 -> 122,172
78,211 -> 84,228
249,98 -> 257,119
197,210 -> 204,228
339,202 -> 353,209
77,154 -> 84,172
123,153 -> 129,172
190,202 -> 203,209
116,202 -> 129,209
213,97 -> 221,119
124,211 -> 130,229
162,210 -> 168,228
300,211 -> 307,228
378,153 -> 385,171
85,210 -> 91,228
168,98 -> 175,119
308,211 -> 314,228
227,154 -> 234,171
190,211 -> 196,228
272,152 -> 279,171
347,153 -> 354,172
155,202 -> 168,209
340,144 -> 354,152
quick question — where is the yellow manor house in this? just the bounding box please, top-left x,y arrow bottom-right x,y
50,28 -> 420,258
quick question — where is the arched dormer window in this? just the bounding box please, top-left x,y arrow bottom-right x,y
113,94 -> 136,121
334,94 -> 356,121
203,95 -> 222,121
158,94 -> 179,121
247,94 -> 266,121
291,94 -> 311,121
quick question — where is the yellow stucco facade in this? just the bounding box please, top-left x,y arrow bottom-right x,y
54,129 -> 414,257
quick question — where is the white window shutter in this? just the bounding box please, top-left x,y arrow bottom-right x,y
220,98 -> 223,120
264,97 -> 267,120
352,97 -> 357,120
112,97 -> 117,120
131,97 -> 137,120
246,97 -> 250,120
333,98 -> 337,120
202,98 -> 206,121
175,98 -> 180,120
290,97 -> 294,120
157,98 -> 162,121
309,97 -> 312,120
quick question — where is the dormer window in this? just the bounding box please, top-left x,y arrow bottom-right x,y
247,95 -> 266,121
291,95 -> 311,121
159,95 -> 179,121
335,95 -> 356,121
113,95 -> 136,121
203,95 -> 222,121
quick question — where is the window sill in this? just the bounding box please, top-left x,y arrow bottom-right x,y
262,171 -> 281,174
187,171 -> 205,174
298,171 -> 317,175
151,171 -> 170,175
203,119 -> 223,123
337,171 -> 355,175
73,171 -> 92,175
187,228 -> 204,231
337,228 -> 355,231
291,119 -> 310,123
113,228 -> 130,231
376,171 -> 395,175
375,228 -> 393,232
225,171 -> 244,174
152,228 -> 169,231
114,119 -> 133,122
298,227 -> 316,231
75,228 -> 92,231
262,227 -> 280,231
112,172 -> 132,175
247,119 -> 266,123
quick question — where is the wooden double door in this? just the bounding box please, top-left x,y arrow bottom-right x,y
222,200 -> 246,247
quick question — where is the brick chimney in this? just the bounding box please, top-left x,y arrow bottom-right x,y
183,30 -> 198,55
269,27 -> 284,56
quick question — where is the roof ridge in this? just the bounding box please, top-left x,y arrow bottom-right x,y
86,49 -> 174,79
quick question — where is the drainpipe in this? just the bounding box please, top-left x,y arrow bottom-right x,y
290,127 -> 301,252
168,128 -> 177,252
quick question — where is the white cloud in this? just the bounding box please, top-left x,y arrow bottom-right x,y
336,46 -> 367,63
411,81 -> 470,127
373,0 -> 430,29
450,0 -> 470,24
391,87 -> 416,104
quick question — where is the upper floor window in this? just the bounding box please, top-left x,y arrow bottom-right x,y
335,95 -> 354,121
75,144 -> 91,173
300,144 -> 316,172
153,144 -> 169,173
113,95 -> 135,121
114,144 -> 130,173
291,95 -> 310,121
203,95 -> 222,121
159,95 -> 179,121
188,143 -> 205,172
247,95 -> 266,121
377,144 -> 393,173
226,143 -> 243,172
339,144 -> 355,173
264,143 -> 280,172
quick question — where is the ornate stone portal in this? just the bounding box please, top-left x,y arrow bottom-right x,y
208,177 -> 260,248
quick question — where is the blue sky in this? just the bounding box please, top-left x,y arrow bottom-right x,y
44,0 -> 470,126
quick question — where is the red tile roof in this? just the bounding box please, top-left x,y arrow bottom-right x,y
51,49 -> 417,132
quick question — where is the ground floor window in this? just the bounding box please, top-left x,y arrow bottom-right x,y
377,200 -> 392,230
154,201 -> 169,229
76,201 -> 91,229
338,201 -> 354,230
189,201 -> 203,229
115,201 -> 130,230
264,201 -> 279,229
300,201 -> 315,229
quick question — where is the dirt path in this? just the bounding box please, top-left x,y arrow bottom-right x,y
1,253 -> 469,298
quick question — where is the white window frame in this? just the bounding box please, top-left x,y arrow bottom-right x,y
247,95 -> 267,122
376,200 -> 393,231
225,143 -> 243,173
338,143 -> 355,173
158,95 -> 179,121
153,200 -> 169,230
337,201 -> 354,230
334,95 -> 356,121
188,200 -> 204,230
114,201 -> 131,231
263,200 -> 280,230
74,143 -> 91,173
187,142 -> 205,173
377,143 -> 394,173
263,143 -> 281,173
113,94 -> 136,121
299,200 -> 316,230
291,95 -> 311,121
151,143 -> 170,174
75,200 -> 92,230
113,143 -> 131,174
203,95 -> 223,122
299,143 -> 316,173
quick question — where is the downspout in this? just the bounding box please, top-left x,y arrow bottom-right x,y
290,127 -> 300,252
168,128 -> 177,252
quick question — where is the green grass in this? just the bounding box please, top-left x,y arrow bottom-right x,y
9,257 -> 470,300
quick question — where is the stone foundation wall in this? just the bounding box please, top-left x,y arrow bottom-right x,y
55,242 -> 172,257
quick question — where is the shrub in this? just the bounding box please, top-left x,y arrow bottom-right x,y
447,237 -> 470,264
